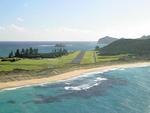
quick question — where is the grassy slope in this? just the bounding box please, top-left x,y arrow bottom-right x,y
100,38 -> 150,55
0,51 -> 80,71
96,54 -> 127,62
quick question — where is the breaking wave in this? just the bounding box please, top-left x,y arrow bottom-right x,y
64,77 -> 107,91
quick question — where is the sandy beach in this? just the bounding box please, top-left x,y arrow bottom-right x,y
0,62 -> 150,90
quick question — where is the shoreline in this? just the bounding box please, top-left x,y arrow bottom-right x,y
0,62 -> 150,91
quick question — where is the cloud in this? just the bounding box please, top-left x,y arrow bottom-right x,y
0,25 -> 98,41
45,27 -> 96,34
45,28 -> 49,32
44,27 -> 99,41
0,26 -> 5,31
62,27 -> 95,33
8,24 -> 26,32
17,17 -> 24,22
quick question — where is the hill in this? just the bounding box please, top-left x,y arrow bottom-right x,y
139,35 -> 150,39
98,36 -> 118,46
100,39 -> 150,55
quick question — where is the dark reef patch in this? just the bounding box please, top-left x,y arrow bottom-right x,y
7,100 -> 16,104
30,77 -> 127,104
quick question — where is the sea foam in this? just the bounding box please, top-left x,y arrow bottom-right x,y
64,77 -> 107,91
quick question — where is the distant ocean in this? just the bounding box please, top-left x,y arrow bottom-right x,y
0,66 -> 150,113
0,41 -> 97,57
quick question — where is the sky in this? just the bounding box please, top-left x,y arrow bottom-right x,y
0,0 -> 150,41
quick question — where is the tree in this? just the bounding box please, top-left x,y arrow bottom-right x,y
25,48 -> 29,56
8,51 -> 14,58
15,49 -> 20,57
63,49 -> 68,55
29,47 -> 33,55
21,48 -> 25,55
33,48 -> 38,55
95,46 -> 100,51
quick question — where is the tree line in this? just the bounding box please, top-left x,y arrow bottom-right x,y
8,47 -> 68,58
9,48 -> 38,58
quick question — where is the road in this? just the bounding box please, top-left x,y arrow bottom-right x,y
71,51 -> 85,64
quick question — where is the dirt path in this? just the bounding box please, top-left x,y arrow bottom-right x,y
93,51 -> 97,63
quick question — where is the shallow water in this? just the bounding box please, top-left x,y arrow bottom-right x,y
0,66 -> 150,113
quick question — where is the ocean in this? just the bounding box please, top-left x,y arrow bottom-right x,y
0,66 -> 150,113
0,41 -> 97,57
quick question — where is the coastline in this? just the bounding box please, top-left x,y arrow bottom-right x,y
0,62 -> 150,90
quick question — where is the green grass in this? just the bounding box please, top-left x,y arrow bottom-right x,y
0,51 -> 80,71
0,51 -> 129,72
80,51 -> 127,64
96,54 -> 128,62
0,65 -> 42,71
81,51 -> 95,64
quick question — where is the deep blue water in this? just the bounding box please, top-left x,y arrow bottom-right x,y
0,66 -> 150,113
0,41 -> 97,56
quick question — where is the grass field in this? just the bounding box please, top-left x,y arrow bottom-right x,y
81,51 -> 128,64
81,51 -> 95,64
0,50 -> 129,72
96,54 -> 127,62
0,51 -> 80,71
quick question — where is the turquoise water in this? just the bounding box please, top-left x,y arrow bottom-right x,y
0,66 -> 150,113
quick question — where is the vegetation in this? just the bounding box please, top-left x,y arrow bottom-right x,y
0,46 -> 149,82
100,39 -> 150,56
81,51 -> 128,64
96,54 -> 128,62
95,46 -> 100,51
81,51 -> 95,64
1,58 -> 21,62
0,50 -> 128,72
8,47 -> 68,58
139,35 -> 150,39
0,51 -> 80,71
0,49 -> 148,83
98,36 -> 118,46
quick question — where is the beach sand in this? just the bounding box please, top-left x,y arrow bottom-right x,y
0,62 -> 150,90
